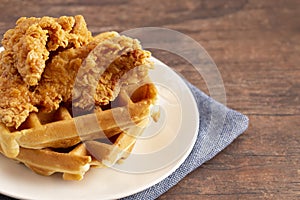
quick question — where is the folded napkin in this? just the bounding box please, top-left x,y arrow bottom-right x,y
0,82 -> 248,200
122,81 -> 249,200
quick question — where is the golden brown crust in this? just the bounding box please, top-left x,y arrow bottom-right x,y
73,35 -> 153,109
0,83 -> 157,180
0,51 -> 38,128
0,30 -> 152,128
1,15 -> 92,86
0,15 -> 159,180
33,32 -> 120,112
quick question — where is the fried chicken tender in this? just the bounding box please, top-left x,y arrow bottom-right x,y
34,31 -> 119,112
36,32 -> 153,111
72,32 -> 152,109
2,15 -> 92,86
0,32 -> 152,128
0,51 -> 37,128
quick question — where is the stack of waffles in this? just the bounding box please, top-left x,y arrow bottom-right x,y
0,83 -> 157,180
0,15 -> 159,180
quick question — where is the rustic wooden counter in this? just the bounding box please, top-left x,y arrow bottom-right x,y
0,0 -> 299,199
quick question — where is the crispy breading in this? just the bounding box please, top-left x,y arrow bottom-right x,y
32,32 -> 115,112
0,51 -> 37,128
0,32 -> 152,128
36,32 -> 153,111
2,15 -> 92,86
72,33 -> 152,109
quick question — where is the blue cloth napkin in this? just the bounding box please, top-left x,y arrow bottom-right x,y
122,82 -> 249,200
0,82 -> 248,200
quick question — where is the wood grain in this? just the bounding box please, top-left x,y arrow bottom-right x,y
0,0 -> 299,199
159,115 -> 300,200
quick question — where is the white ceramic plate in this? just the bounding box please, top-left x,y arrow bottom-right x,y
0,57 -> 199,200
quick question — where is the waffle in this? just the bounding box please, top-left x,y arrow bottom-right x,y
0,83 -> 158,180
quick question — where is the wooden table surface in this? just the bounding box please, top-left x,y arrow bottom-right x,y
0,0 -> 299,199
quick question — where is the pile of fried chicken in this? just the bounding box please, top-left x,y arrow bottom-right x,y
0,15 -> 152,128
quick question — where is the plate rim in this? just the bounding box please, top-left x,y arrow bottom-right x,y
0,55 -> 199,200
